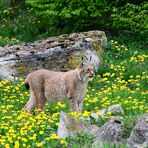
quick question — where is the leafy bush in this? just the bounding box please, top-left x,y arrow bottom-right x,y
0,0 -> 147,45
112,2 -> 148,37
26,0 -> 114,32
0,36 -> 20,46
0,6 -> 40,43
26,0 -> 147,36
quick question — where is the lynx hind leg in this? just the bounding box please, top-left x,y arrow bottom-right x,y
24,90 -> 35,113
78,99 -> 84,113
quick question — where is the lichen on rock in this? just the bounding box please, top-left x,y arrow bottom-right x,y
0,30 -> 106,79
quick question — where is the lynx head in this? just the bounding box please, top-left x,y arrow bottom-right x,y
77,56 -> 94,81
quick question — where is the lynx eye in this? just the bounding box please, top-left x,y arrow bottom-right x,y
87,69 -> 90,72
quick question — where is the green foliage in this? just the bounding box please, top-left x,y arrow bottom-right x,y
26,0 -> 147,37
0,0 -> 147,45
66,134 -> 94,148
26,0 -> 115,32
122,115 -> 138,138
112,2 -> 148,37
0,6 -> 40,44
0,36 -> 20,46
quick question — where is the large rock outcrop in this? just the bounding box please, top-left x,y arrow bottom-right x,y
0,30 -> 106,79
127,114 -> 148,148
93,116 -> 124,147
57,111 -> 100,139
91,104 -> 125,120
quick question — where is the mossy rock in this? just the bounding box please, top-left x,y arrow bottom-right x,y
67,56 -> 82,69
16,65 -> 27,74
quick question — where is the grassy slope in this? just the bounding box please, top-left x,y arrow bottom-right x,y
0,36 -> 147,147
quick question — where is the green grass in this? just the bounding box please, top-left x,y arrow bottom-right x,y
0,38 -> 147,147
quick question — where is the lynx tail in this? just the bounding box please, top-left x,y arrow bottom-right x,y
25,82 -> 30,89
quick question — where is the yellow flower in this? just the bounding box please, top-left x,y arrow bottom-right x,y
114,41 -> 118,44
49,133 -> 58,140
7,136 -> 13,142
5,144 -> 10,148
0,82 -> 3,87
29,136 -> 36,140
106,111 -> 112,115
82,111 -> 90,117
14,140 -> 20,148
85,103 -> 89,106
56,122 -> 59,126
130,75 -> 134,78
60,139 -> 67,146
97,111 -> 101,116
124,100 -> 128,104
111,73 -> 115,77
39,131 -> 44,135
21,138 -> 27,142
57,102 -> 66,108
69,112 -> 80,118
36,142 -> 44,147
84,97 -> 88,101
46,137 -> 50,141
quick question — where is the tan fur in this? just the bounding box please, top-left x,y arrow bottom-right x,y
24,61 -> 94,113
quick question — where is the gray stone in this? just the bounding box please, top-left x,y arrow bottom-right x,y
91,104 -> 125,120
0,30 -> 107,79
57,111 -> 100,139
127,114 -> 148,148
93,116 -> 124,147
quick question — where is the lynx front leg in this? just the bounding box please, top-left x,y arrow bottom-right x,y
34,94 -> 46,114
78,99 -> 84,113
69,99 -> 79,112
29,84 -> 46,114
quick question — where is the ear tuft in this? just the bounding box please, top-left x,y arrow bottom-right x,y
85,55 -> 89,61
81,56 -> 84,61
79,62 -> 84,69
81,62 -> 84,66
90,56 -> 92,61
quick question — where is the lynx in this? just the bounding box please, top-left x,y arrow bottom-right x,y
24,57 -> 94,113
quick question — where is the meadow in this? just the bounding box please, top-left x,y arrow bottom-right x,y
0,39 -> 148,148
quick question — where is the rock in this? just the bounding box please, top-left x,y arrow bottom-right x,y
93,116 -> 124,147
0,30 -> 107,79
57,111 -> 100,139
91,104 -> 125,120
127,114 -> 148,148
